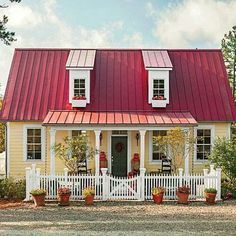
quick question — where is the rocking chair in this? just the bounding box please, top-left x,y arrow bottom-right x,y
77,159 -> 92,175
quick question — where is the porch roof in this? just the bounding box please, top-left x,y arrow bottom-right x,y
43,111 -> 197,126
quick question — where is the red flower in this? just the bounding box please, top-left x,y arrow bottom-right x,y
72,95 -> 86,100
152,96 -> 166,100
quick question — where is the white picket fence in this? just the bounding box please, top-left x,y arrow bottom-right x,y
25,164 -> 221,201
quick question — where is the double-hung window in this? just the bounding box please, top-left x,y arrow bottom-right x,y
196,129 -> 212,161
153,79 -> 165,98
151,130 -> 167,161
25,127 -> 44,161
74,79 -> 86,97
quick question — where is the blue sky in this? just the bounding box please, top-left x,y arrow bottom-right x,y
1,0 -> 236,93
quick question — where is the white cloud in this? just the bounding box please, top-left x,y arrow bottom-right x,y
147,0 -> 236,48
123,32 -> 144,48
1,4 -> 43,28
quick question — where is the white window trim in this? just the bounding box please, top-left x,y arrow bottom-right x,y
23,124 -> 46,162
148,70 -> 170,105
69,70 -> 90,104
194,124 -> 215,164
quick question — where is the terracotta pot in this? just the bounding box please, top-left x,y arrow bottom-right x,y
85,195 -> 94,205
177,192 -> 189,204
153,193 -> 164,204
32,194 -> 45,207
58,193 -> 71,206
205,193 -> 217,204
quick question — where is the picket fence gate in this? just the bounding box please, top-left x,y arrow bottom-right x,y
25,165 -> 221,201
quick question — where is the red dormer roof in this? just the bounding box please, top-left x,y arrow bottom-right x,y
0,48 -> 236,122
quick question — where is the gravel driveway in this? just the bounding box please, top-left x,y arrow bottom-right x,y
0,201 -> 235,235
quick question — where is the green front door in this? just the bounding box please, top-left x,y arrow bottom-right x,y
111,136 -> 127,177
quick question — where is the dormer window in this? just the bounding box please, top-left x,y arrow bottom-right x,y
142,50 -> 173,108
153,79 -> 165,98
66,49 -> 96,108
74,79 -> 86,97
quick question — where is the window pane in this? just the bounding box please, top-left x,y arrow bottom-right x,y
152,130 -> 167,161
27,128 -> 42,160
196,128 -> 211,160
72,130 -> 82,137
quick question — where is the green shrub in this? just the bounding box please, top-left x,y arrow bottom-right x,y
204,188 -> 217,194
30,189 -> 46,196
221,178 -> 236,199
0,178 -> 26,199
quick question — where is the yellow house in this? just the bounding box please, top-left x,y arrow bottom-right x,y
1,49 -> 235,178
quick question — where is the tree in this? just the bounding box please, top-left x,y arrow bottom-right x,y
221,26 -> 236,99
0,0 -> 21,45
53,135 -> 96,174
153,128 -> 194,174
208,137 -> 236,182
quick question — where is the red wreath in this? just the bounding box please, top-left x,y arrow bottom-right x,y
115,142 -> 125,153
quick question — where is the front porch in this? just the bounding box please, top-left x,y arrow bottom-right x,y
44,111 -> 198,176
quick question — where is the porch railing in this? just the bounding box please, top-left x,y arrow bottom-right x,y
25,164 -> 221,201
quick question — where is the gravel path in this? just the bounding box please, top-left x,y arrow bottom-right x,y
0,201 -> 235,235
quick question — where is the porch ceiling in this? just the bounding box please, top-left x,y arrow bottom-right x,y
43,111 -> 197,126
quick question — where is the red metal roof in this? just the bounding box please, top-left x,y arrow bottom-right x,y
43,111 -> 197,125
142,50 -> 173,68
66,49 -> 96,68
1,49 -> 236,122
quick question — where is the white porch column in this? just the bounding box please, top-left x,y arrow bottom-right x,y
184,128 -> 190,175
50,128 -> 56,175
139,130 -> 146,169
94,130 -> 101,175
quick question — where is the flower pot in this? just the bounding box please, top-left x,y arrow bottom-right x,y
58,193 -> 71,206
153,193 -> 164,204
71,99 -> 86,107
85,195 -> 94,205
177,192 -> 189,204
32,194 -> 46,207
205,193 -> 217,204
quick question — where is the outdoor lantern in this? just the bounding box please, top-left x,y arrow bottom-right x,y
136,133 -> 140,146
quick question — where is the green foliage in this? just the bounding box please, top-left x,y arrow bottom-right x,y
153,128 -> 195,173
152,187 -> 165,195
204,188 -> 217,194
53,134 -> 96,174
0,177 -> 25,199
221,178 -> 236,198
208,137 -> 236,181
0,0 -> 21,45
30,189 -> 46,196
221,25 -> 236,99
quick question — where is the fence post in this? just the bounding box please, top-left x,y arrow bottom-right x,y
179,168 -> 183,187
25,167 -> 32,201
209,164 -> 215,175
36,168 -> 41,189
101,168 -> 108,201
139,168 -> 146,201
64,168 -> 69,187
203,168 -> 208,189
216,168 -> 222,201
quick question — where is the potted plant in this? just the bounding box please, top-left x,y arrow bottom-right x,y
30,189 -> 46,207
204,188 -> 217,204
152,187 -> 165,204
71,95 -> 87,107
176,185 -> 190,204
82,187 -> 95,205
57,187 -> 71,206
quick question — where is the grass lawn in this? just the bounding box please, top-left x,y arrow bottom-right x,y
0,200 -> 235,235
